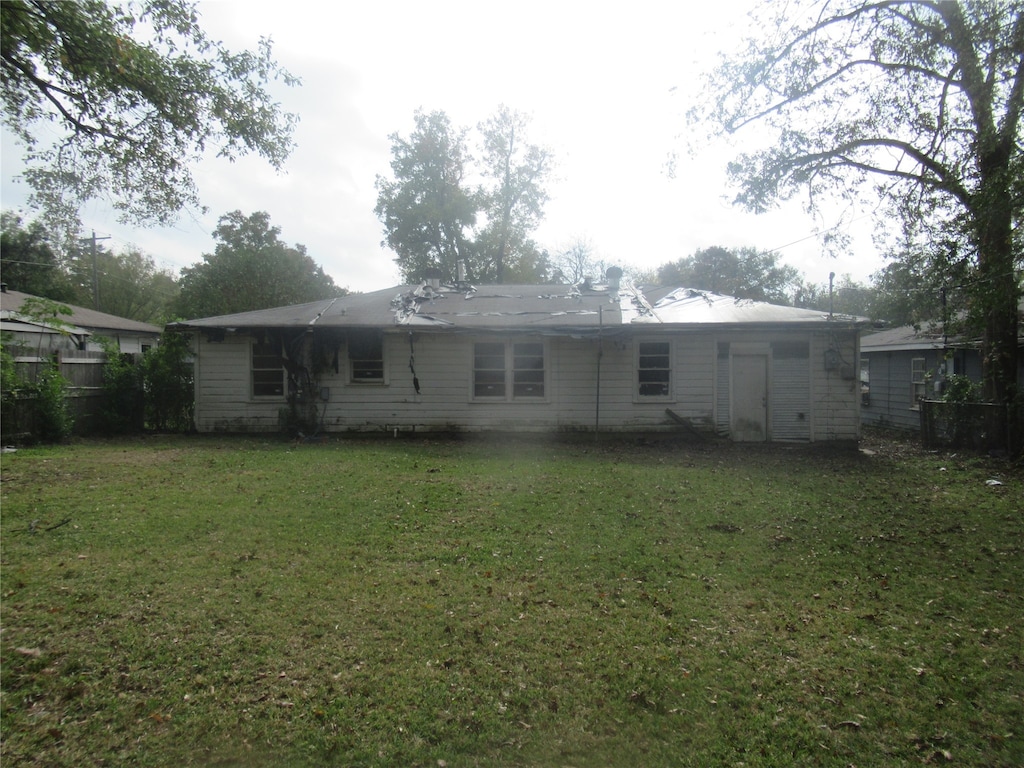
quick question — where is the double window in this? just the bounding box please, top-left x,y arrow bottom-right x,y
637,340 -> 671,398
473,341 -> 545,399
252,338 -> 284,397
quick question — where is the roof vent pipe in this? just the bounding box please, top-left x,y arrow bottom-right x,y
424,267 -> 443,291
606,266 -> 623,291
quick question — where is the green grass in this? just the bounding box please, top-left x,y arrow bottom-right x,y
1,431 -> 1021,767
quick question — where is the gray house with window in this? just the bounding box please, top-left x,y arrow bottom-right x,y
169,279 -> 868,442
860,319 -> 1024,432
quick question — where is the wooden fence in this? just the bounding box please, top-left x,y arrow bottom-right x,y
2,350 -> 115,439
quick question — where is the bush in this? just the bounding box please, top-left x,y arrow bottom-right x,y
941,373 -> 982,403
141,332 -> 194,432
98,338 -> 144,434
32,358 -> 73,442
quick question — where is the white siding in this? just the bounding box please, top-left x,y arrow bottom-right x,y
771,341 -> 811,442
191,326 -> 863,441
809,330 -> 862,441
194,335 -> 283,432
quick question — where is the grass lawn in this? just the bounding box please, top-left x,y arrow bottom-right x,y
1,430 -> 1021,767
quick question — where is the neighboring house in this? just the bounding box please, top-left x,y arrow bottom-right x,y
1,285 -> 163,438
860,315 -> 1024,432
0,285 -> 162,354
169,275 -> 869,442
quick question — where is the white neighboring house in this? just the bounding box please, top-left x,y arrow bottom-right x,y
0,286 -> 162,355
169,276 -> 870,443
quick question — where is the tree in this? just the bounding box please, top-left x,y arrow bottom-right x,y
868,240 -> 973,327
1,0 -> 299,241
375,110 -> 479,284
689,1 -> 1022,410
550,237 -> 609,284
792,274 -> 875,318
477,106 -> 553,283
174,211 -> 341,319
375,108 -> 553,285
68,244 -> 179,323
0,210 -> 76,301
656,246 -> 801,303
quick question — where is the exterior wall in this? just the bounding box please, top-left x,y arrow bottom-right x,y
860,347 -> 987,432
84,333 -> 158,355
190,326 -> 862,442
714,329 -> 860,442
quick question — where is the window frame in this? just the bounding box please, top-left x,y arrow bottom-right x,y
347,330 -> 386,385
910,356 -> 927,409
472,339 -> 547,402
251,337 -> 285,398
860,356 -> 870,407
636,338 -> 673,401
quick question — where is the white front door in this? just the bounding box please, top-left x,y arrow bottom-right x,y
731,354 -> 768,442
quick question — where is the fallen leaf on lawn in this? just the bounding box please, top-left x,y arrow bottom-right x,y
15,647 -> 42,658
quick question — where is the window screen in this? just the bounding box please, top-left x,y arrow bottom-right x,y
638,341 -> 670,397
349,331 -> 384,382
252,340 -> 284,397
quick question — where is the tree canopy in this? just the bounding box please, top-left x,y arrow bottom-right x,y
656,246 -> 802,304
375,107 -> 553,285
374,111 -> 478,285
476,106 -> 553,284
690,0 -> 1022,405
0,210 -> 76,301
0,0 -> 299,240
173,211 -> 342,319
70,245 -> 179,324
1,211 -> 179,322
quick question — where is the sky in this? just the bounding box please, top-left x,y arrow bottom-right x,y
0,0 -> 886,294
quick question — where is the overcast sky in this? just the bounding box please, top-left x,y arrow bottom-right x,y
0,0 -> 886,293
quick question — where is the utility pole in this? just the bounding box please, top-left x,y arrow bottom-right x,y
79,231 -> 111,310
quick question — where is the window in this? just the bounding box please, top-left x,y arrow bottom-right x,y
474,342 -> 506,397
513,342 -> 545,397
860,357 -> 870,407
252,339 -> 284,397
911,357 -> 926,408
349,331 -> 384,383
473,340 -> 545,399
638,340 -> 671,397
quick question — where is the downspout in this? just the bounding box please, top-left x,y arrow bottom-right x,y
595,305 -> 603,435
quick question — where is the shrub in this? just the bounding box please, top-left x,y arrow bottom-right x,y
32,357 -> 73,442
141,332 -> 194,432
98,338 -> 144,434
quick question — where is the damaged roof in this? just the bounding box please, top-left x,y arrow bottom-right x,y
168,282 -> 869,332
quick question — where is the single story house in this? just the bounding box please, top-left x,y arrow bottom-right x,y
168,276 -> 870,442
0,286 -> 162,355
860,317 -> 1024,432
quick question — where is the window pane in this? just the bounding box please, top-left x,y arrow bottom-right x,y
253,369 -> 284,397
349,331 -> 384,382
252,340 -> 283,397
474,342 -> 506,397
513,342 -> 544,397
638,341 -> 670,397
